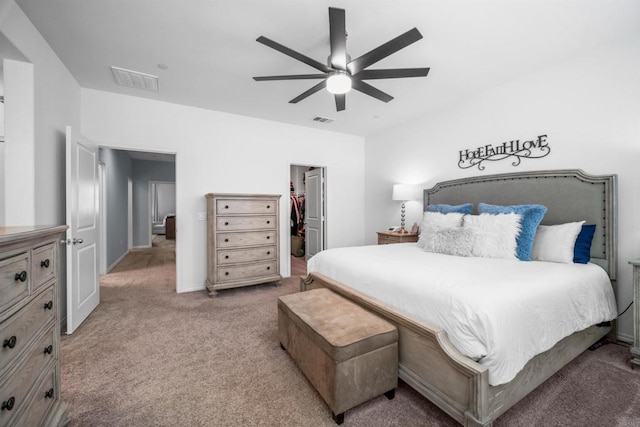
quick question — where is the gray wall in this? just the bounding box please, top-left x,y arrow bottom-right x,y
132,159 -> 175,247
100,147 -> 132,269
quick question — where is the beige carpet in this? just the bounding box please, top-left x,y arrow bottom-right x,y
61,242 -> 640,426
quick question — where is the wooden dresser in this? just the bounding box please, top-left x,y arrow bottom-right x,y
629,259 -> 640,368
0,225 -> 68,426
206,194 -> 282,296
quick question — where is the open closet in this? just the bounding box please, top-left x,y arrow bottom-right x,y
289,165 -> 311,257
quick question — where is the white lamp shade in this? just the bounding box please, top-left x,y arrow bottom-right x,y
392,184 -> 416,201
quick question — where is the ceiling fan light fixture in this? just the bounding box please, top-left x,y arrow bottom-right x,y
326,71 -> 351,94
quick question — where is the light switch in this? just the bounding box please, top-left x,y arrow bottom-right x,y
198,212 -> 206,221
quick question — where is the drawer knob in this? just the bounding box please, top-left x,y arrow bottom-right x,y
225,272 -> 229,276
266,220 -> 270,224
45,388 -> 54,399
224,222 -> 229,226
44,345 -> 53,355
224,255 -> 229,259
224,205 -> 229,209
267,251 -> 271,255
3,336 -> 17,349
41,259 -> 50,268
44,301 -> 54,310
266,236 -> 270,240
14,271 -> 27,282
267,205 -> 270,209
1,396 -> 15,411
267,266 -> 271,270
224,238 -> 229,243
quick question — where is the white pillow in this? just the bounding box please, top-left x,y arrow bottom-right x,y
463,213 -> 521,259
531,221 -> 585,263
417,211 -> 465,249
423,227 -> 475,257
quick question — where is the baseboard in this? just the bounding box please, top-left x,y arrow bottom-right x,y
178,284 -> 206,294
107,250 -> 129,273
617,332 -> 633,344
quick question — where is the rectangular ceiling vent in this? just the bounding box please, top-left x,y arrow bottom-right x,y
312,116 -> 335,124
111,66 -> 159,92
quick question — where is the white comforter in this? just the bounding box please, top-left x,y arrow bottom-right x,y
306,243 -> 617,386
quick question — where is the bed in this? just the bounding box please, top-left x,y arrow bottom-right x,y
300,169 -> 617,426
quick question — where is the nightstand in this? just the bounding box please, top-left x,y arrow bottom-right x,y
377,231 -> 419,245
629,259 -> 640,368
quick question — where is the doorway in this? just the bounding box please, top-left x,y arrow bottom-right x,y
98,147 -> 176,283
289,164 -> 326,276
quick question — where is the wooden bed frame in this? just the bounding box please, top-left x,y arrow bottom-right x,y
300,169 -> 617,426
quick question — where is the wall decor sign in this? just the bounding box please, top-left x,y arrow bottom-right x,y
458,134 -> 550,170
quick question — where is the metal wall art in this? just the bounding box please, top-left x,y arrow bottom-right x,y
458,134 -> 550,170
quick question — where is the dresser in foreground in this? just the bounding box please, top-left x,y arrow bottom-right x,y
206,194 -> 282,296
0,225 -> 68,426
629,259 -> 640,369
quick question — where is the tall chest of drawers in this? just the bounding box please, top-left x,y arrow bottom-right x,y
206,194 -> 282,296
0,225 -> 68,426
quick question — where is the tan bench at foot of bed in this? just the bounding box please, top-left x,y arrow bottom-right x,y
278,288 -> 398,425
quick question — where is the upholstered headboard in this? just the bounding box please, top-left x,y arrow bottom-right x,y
424,169 -> 617,280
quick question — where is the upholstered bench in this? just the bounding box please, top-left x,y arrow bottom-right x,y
278,288 -> 398,425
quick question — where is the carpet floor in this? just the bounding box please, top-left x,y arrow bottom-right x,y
60,240 -> 640,426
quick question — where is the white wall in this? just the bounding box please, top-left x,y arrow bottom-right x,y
364,39 -> 640,341
0,0 -> 81,226
0,0 -> 81,325
81,89 -> 365,292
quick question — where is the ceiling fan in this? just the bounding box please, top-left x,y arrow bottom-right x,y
253,7 -> 430,112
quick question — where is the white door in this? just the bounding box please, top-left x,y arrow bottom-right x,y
65,126 -> 100,334
304,168 -> 325,259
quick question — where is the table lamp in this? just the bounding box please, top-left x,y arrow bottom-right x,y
392,184 -> 415,233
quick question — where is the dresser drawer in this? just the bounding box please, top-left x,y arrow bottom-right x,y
13,366 -> 57,427
217,231 -> 277,248
217,261 -> 278,283
216,199 -> 277,215
31,243 -> 56,292
0,253 -> 30,315
0,326 -> 56,426
216,215 -> 277,231
217,246 -> 277,265
0,287 -> 55,376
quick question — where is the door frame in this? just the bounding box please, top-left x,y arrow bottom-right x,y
288,163 -> 327,276
98,161 -> 107,275
98,144 -> 179,292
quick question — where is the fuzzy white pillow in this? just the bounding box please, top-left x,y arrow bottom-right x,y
463,213 -> 521,259
531,221 -> 585,263
423,227 -> 475,257
417,211 -> 465,249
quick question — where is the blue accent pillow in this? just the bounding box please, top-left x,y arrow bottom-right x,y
477,203 -> 547,261
427,203 -> 473,215
573,224 -> 596,264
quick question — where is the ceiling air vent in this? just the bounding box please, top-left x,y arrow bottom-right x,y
111,66 -> 159,92
312,116 -> 335,124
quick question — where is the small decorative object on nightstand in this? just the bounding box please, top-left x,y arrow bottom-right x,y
377,231 -> 419,245
629,259 -> 640,368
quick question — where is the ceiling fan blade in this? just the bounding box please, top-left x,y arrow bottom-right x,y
257,36 -> 332,73
357,68 -> 430,80
352,80 -> 394,103
253,74 -> 326,81
328,7 -> 347,70
347,28 -> 423,75
289,80 -> 327,104
334,94 -> 346,111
